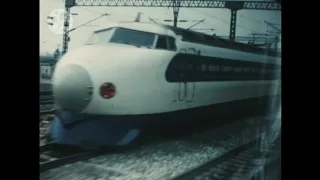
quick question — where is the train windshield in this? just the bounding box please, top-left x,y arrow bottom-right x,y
85,27 -> 156,48
109,28 -> 156,48
85,28 -> 114,45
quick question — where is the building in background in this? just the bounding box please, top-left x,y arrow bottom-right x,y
40,54 -> 57,83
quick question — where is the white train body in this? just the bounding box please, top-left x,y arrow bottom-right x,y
50,22 -> 281,147
53,22 -> 280,116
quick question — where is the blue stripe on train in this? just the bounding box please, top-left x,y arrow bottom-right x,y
48,95 -> 275,148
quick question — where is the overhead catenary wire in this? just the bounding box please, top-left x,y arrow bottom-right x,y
190,9 -> 260,34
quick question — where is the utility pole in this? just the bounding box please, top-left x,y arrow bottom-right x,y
172,0 -> 181,27
53,44 -> 61,60
264,21 -> 281,52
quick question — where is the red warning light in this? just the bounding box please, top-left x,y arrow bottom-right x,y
100,82 -> 116,99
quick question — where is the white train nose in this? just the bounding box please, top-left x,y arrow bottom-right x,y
53,64 -> 93,112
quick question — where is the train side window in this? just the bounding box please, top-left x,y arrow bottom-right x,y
156,35 -> 167,49
196,50 -> 201,56
187,48 -> 195,55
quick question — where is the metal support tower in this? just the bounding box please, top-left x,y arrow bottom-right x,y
225,1 -> 244,41
172,0 -> 181,27
229,9 -> 237,41
224,1 -> 281,42
61,0 -> 281,54
62,0 -> 74,55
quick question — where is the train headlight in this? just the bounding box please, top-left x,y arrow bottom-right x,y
100,82 -> 116,99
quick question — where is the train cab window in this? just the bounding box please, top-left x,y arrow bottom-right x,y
156,35 -> 177,51
110,28 -> 156,48
85,28 -> 114,45
156,36 -> 167,49
167,37 -> 177,51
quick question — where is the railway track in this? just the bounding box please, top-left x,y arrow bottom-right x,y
39,117 -> 53,141
40,91 -> 54,116
40,109 -> 54,116
39,105 -> 54,120
40,100 -> 54,105
40,116 -> 280,180
38,96 -> 280,179
172,135 -> 281,180
39,92 -> 55,142
40,91 -> 54,105
40,90 -> 53,96
40,143 -> 107,173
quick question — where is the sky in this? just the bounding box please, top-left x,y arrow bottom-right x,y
40,0 -> 281,53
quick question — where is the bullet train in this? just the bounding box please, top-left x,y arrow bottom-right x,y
48,21 -> 281,149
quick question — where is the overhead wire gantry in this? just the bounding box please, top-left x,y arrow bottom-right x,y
62,0 -> 281,54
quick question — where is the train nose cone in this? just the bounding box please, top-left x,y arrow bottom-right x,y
53,64 -> 93,112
